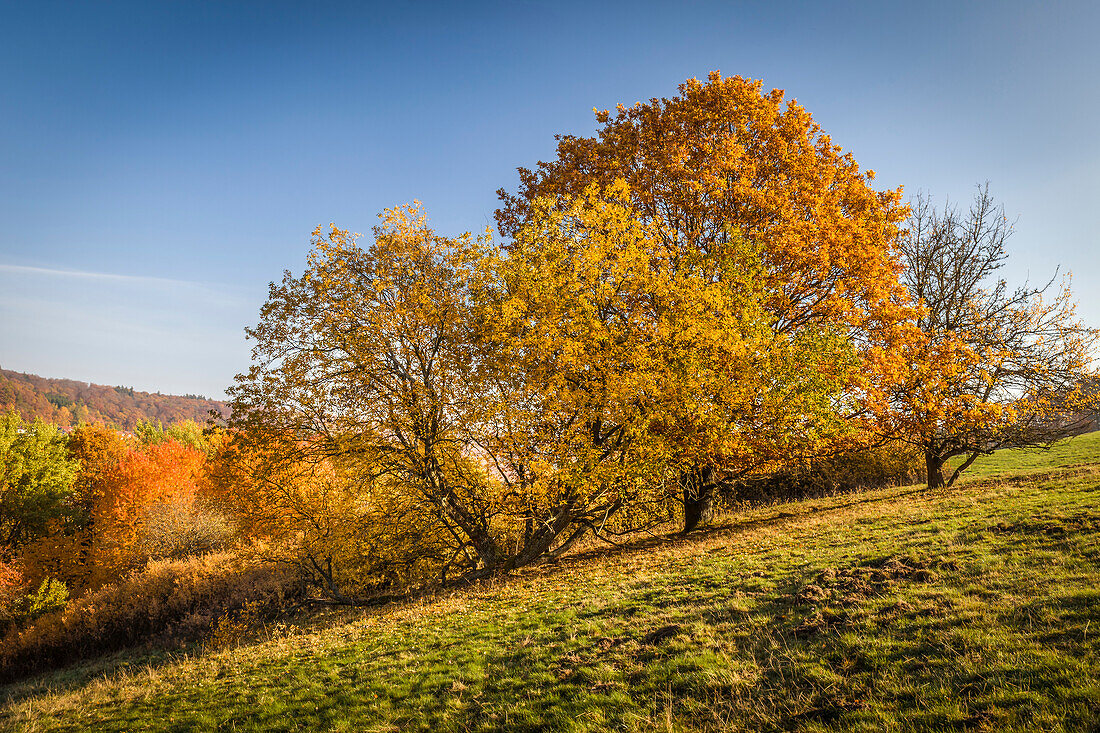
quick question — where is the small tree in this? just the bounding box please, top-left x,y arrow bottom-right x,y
22,424 -> 136,589
896,185 -> 1100,488
229,205 -> 534,587
0,411 -> 78,555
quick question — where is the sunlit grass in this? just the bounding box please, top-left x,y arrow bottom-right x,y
950,429 -> 1100,480
3,432 -> 1099,731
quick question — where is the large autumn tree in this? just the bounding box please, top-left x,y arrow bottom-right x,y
497,72 -> 916,529
894,186 -> 1100,488
483,183 -> 875,537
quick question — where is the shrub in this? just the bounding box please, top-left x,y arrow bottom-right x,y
207,599 -> 265,649
726,443 -> 926,505
0,563 -> 70,632
18,531 -> 93,594
87,438 -> 208,585
136,498 -> 236,562
0,560 -> 27,629
208,438 -> 454,601
0,548 -> 304,681
24,577 -> 67,619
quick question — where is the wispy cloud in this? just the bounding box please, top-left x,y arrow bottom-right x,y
0,263 -> 259,399
0,263 -> 205,289
0,262 -> 254,310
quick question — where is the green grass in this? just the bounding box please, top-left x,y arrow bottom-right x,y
949,430 -> 1100,480
3,434 -> 1100,732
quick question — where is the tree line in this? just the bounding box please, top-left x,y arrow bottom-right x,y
221,73 -> 1099,597
0,368 -> 227,430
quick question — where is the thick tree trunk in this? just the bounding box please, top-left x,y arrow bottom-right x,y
925,450 -> 946,490
438,488 -> 502,570
682,466 -> 716,533
506,505 -> 573,570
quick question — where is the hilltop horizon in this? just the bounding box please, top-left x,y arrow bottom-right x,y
0,366 -> 228,430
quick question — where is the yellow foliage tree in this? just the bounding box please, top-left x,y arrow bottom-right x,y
208,428 -> 455,599
228,204 -> 532,590
496,72 -> 917,527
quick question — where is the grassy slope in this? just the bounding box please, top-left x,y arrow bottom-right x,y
4,439 -> 1100,732
949,430 -> 1100,481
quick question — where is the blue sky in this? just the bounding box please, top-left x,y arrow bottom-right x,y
1,0 -> 1097,399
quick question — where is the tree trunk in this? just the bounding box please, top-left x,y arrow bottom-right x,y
945,450 -> 981,488
547,524 -> 590,561
682,466 -> 716,533
438,488 -> 502,570
925,450 -> 946,490
506,505 -> 573,570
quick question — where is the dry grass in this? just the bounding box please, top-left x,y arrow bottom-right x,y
0,549 -> 302,683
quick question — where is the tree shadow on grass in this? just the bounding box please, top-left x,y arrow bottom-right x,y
548,463 -> 1099,578
0,642 -> 202,710
543,483 -> 940,575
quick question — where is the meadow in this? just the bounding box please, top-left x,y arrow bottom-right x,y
2,438 -> 1098,732
949,430 -> 1100,480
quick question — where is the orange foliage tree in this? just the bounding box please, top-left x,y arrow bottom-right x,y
25,427 -> 231,593
893,186 -> 1100,487
67,424 -> 134,511
20,424 -> 134,588
226,75 -> 934,593
89,440 -> 209,580
0,558 -> 27,627
496,72 -> 917,528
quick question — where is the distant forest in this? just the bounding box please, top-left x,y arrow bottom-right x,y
0,368 -> 227,430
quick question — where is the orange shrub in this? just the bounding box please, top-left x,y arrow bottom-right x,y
0,560 -> 27,628
89,439 -> 208,584
18,531 -> 91,591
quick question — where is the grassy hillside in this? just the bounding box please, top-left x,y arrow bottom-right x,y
3,441 -> 1099,731
0,368 -> 227,430
950,430 -> 1100,481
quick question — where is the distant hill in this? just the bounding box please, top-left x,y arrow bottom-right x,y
0,368 -> 228,430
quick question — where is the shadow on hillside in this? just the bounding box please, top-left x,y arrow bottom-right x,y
547,461 -> 1100,577
542,483 -> 939,573
0,644 -> 200,707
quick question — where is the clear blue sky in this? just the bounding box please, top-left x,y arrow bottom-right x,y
2,0 -> 1097,399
